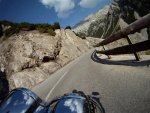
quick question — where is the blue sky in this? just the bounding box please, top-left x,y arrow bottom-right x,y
0,0 -> 112,27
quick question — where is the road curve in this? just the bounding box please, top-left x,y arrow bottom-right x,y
33,50 -> 150,113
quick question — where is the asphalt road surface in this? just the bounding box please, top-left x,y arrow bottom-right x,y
33,50 -> 150,113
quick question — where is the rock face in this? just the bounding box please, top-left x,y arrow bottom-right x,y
73,0 -> 150,46
73,5 -> 110,38
0,29 -> 93,89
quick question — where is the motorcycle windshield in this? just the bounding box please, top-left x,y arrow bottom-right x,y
0,88 -> 50,113
54,98 -> 85,113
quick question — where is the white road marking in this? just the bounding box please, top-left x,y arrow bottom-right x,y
45,71 -> 68,101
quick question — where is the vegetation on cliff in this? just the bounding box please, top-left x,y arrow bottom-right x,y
0,21 -> 61,38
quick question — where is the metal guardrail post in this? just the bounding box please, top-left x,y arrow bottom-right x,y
126,36 -> 140,61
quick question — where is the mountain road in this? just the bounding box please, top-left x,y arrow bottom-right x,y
33,50 -> 150,113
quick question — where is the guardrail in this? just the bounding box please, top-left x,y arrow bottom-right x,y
95,13 -> 150,61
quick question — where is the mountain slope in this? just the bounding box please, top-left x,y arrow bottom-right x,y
73,0 -> 150,42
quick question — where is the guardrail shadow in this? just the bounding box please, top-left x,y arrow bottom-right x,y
91,51 -> 150,67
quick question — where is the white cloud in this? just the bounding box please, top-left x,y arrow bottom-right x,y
39,0 -> 75,18
79,0 -> 101,8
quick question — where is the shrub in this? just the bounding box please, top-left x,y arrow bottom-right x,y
4,27 -> 20,38
35,23 -> 53,32
37,25 -> 56,36
75,32 -> 86,39
65,26 -> 72,30
35,24 -> 51,29
0,21 -> 60,37
38,27 -> 48,33
19,22 -> 35,31
0,21 -> 20,38
0,21 -> 14,26
47,29 -> 56,36
52,22 -> 60,30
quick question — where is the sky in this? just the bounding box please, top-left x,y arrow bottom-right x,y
0,0 -> 112,27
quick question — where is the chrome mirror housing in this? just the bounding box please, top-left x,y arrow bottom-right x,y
0,88 -> 50,113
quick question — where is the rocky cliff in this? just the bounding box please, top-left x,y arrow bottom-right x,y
0,29 -> 95,89
73,0 -> 150,45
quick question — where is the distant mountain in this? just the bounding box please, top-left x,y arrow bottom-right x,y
73,0 -> 150,41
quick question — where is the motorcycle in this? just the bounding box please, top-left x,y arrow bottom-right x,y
0,88 -> 105,113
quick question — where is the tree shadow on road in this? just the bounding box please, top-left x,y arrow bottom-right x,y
91,51 -> 150,67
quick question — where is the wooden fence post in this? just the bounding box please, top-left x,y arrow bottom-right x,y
94,13 -> 150,47
126,36 -> 140,61
102,46 -> 111,59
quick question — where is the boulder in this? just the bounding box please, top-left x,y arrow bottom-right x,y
0,29 -> 93,89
